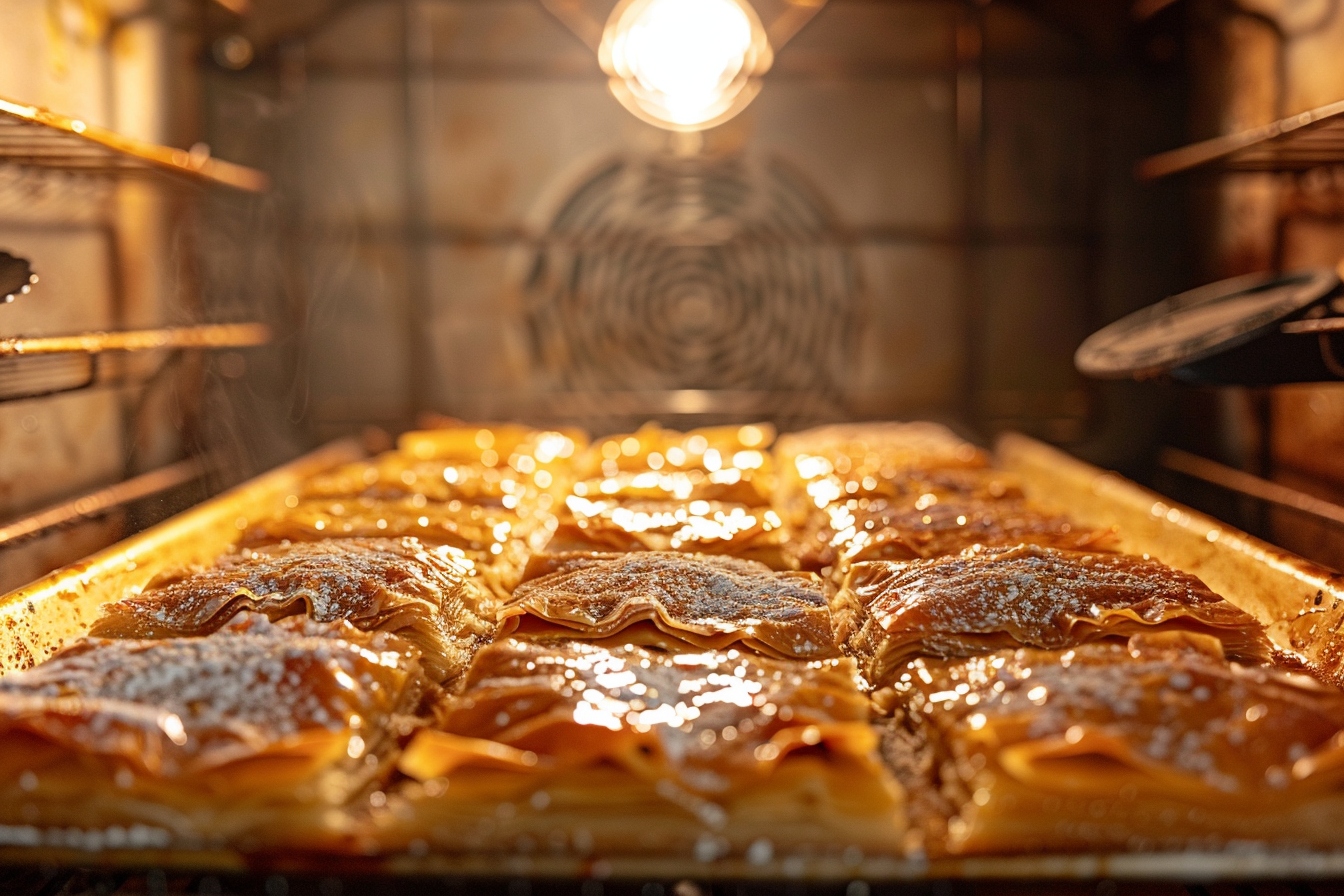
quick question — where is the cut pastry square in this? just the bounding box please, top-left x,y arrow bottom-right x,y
775,422 -> 986,478
775,423 -> 986,507
499,551 -> 840,660
0,615 -> 426,852
776,451 -> 1017,530
89,538 -> 495,686
842,544 -> 1272,688
239,495 -> 544,596
889,634 -> 1344,853
569,467 -> 772,507
575,423 -> 775,494
302,451 -> 567,507
795,496 -> 1117,571
396,422 -> 586,471
546,496 -> 795,570
374,638 -> 905,860
242,495 -> 542,555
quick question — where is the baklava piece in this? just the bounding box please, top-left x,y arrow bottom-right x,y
376,638 -> 905,859
240,496 -> 543,596
242,495 -> 538,555
795,496 -> 1117,571
89,538 -> 494,686
498,551 -> 839,659
0,614 -> 425,851
843,544 -> 1272,687
568,468 -> 771,507
396,423 -> 585,474
302,453 -> 529,506
546,497 -> 794,570
775,422 -> 987,518
775,422 -> 986,479
573,423 -> 775,505
890,634 -> 1344,852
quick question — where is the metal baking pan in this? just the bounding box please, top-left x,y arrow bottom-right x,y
2,432 -> 1343,881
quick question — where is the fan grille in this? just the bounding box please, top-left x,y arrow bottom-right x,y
522,154 -> 860,423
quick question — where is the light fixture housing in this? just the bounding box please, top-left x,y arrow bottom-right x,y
598,0 -> 774,132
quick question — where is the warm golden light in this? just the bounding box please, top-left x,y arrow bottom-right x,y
599,0 -> 773,131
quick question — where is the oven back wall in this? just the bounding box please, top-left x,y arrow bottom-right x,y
205,0 -> 1186,467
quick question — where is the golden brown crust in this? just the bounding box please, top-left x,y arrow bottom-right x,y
302,454 -> 537,505
843,545 -> 1272,686
775,423 -> 988,525
499,552 -> 839,659
240,495 -> 541,556
89,538 -> 494,685
795,497 -> 1118,570
406,638 -> 873,790
0,615 -> 425,848
776,422 -> 986,473
396,423 -> 586,467
886,636 -> 1344,852
380,638 -> 905,859
547,498 -> 794,569
574,423 -> 775,483
569,469 -> 772,506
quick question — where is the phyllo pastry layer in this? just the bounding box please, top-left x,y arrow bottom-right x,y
89,538 -> 493,685
777,422 -> 985,470
397,423 -> 585,469
378,638 -> 904,858
796,496 -> 1116,571
301,452 -> 564,506
0,615 -> 425,850
884,634 -> 1344,853
547,497 -> 794,570
574,424 -> 775,502
569,468 -> 771,507
842,544 -> 1271,687
499,552 -> 838,659
775,423 -> 988,516
242,495 -> 542,556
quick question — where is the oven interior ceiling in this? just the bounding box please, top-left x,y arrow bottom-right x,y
7,0 -> 1344,585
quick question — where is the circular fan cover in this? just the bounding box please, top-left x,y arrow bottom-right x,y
1075,268 -> 1340,380
522,155 -> 859,402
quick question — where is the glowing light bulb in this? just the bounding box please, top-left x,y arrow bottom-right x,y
601,0 -> 772,131
624,0 -> 750,120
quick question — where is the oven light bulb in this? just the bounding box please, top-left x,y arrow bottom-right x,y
622,0 -> 751,121
601,0 -> 772,131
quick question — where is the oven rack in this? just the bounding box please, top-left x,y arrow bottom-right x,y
0,323 -> 271,403
1137,98 -> 1344,179
0,454 -> 216,549
0,95 -> 268,192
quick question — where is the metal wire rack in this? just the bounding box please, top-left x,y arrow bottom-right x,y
0,95 -> 268,192
0,323 -> 271,402
1137,99 -> 1344,179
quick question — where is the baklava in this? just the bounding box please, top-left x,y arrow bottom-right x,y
376,638 -> 904,859
574,423 -> 775,504
546,496 -> 793,569
795,496 -> 1117,571
843,544 -> 1272,687
88,538 -> 494,685
889,634 -> 1344,852
0,614 -> 426,851
497,551 -> 839,659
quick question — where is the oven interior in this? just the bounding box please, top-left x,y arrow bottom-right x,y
0,1 -> 1340,594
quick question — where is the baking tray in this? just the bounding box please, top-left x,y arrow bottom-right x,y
2,433 -> 1343,881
